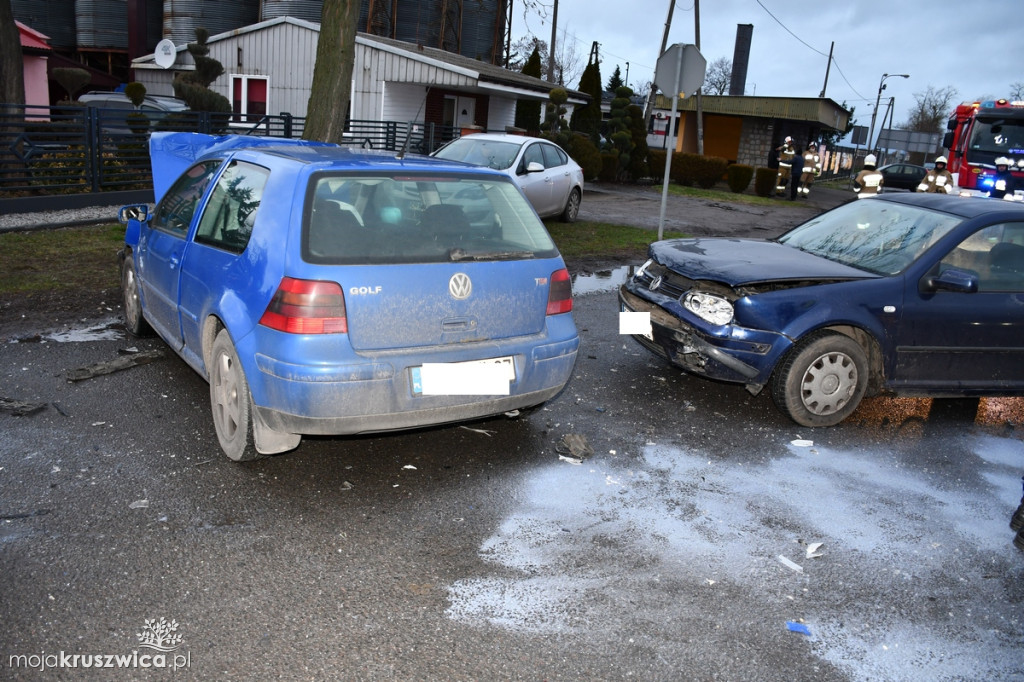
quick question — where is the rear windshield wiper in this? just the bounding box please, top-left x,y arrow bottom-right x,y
449,248 -> 534,261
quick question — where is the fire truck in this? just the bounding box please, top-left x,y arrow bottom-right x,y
944,99 -> 1024,194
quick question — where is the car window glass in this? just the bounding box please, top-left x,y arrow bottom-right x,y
304,173 -> 557,265
940,222 -> 1024,292
540,143 -> 566,169
520,144 -> 544,173
779,200 -> 961,275
151,161 -> 222,237
195,161 -> 269,253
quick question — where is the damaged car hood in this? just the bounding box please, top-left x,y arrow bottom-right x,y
650,238 -> 878,286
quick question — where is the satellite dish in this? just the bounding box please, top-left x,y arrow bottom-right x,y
154,39 -> 177,69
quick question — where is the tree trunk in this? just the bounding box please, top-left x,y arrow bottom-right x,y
0,0 -> 25,108
303,0 -> 360,143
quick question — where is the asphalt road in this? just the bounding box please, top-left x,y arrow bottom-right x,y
1,187 -> 1023,680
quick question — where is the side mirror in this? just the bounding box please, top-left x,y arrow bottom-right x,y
923,267 -> 978,294
119,204 -> 150,223
525,161 -> 545,174
942,131 -> 954,149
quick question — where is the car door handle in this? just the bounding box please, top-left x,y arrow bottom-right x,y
169,254 -> 181,269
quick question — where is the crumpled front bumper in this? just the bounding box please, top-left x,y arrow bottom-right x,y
618,284 -> 786,390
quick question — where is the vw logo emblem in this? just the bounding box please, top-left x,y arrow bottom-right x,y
649,275 -> 663,291
449,273 -> 472,300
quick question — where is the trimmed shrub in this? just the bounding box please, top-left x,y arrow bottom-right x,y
754,167 -> 776,197
694,155 -> 729,189
726,163 -> 754,193
562,133 -> 603,181
599,152 -> 619,182
647,149 -> 667,182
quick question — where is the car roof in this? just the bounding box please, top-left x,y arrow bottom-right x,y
871,191 -> 1024,219
150,132 -> 510,202
449,133 -> 535,146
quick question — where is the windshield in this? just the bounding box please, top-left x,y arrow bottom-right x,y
969,116 -> 1024,156
432,138 -> 522,171
303,172 -> 557,264
778,200 -> 961,275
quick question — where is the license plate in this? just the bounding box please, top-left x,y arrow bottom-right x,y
412,356 -> 515,396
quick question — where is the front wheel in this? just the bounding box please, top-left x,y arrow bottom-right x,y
559,187 -> 581,223
771,332 -> 868,427
121,253 -> 152,337
209,329 -> 261,462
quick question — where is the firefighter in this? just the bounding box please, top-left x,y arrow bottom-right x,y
798,142 -> 822,198
853,154 -> 883,198
775,136 -> 796,196
988,156 -> 1019,199
916,156 -> 954,193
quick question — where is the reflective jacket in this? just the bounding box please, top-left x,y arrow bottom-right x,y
916,168 -> 954,193
802,151 -> 821,175
777,143 -> 796,167
854,168 -> 884,197
988,169 -> 1017,199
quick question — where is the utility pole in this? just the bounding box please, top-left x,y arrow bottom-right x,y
819,42 -> 833,98
547,0 -> 559,83
642,0 -> 676,123
694,0 -> 704,155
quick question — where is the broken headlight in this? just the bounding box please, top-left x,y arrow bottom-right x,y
683,291 -> 734,326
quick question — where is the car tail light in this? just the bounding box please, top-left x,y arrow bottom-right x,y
546,268 -> 573,315
259,277 -> 347,334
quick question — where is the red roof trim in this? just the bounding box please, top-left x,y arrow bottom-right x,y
18,21 -> 53,51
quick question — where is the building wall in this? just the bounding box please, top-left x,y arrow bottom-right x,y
738,117 -> 775,168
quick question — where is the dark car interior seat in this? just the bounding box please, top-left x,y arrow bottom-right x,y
422,204 -> 470,243
988,241 -> 1024,289
309,202 -> 370,258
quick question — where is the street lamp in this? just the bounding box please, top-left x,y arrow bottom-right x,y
868,73 -> 909,155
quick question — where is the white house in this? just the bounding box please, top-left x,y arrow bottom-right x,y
131,16 -> 587,131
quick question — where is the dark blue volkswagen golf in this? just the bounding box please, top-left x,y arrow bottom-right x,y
620,193 -> 1024,427
120,132 -> 578,460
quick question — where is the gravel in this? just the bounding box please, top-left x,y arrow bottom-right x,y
0,204 -> 126,233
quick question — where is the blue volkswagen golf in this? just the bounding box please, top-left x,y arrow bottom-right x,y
620,193 -> 1024,427
120,132 -> 579,460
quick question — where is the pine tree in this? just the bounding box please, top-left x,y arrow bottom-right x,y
570,60 -> 603,144
607,66 -> 625,92
514,48 -> 543,132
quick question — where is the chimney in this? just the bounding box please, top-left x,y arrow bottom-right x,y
729,24 -> 753,96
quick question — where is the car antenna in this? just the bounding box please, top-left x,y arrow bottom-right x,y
396,84 -> 431,160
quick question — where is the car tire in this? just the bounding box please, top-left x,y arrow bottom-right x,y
771,332 -> 868,427
559,187 -> 581,223
121,252 -> 152,337
209,329 -> 262,462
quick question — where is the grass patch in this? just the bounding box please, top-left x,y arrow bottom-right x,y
546,219 -> 687,261
661,183 -> 787,207
0,223 -> 124,296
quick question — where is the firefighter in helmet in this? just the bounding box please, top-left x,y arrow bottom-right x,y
775,136 -> 796,196
916,156 -> 954,193
798,141 -> 822,198
988,156 -> 1019,199
853,154 -> 883,198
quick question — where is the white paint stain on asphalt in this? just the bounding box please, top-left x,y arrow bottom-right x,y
43,319 -> 123,343
446,435 -> 1024,680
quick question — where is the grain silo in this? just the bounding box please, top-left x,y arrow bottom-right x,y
163,0 -> 260,45
11,0 -> 78,49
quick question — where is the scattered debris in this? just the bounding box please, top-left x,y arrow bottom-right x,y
51,402 -> 69,417
129,499 -> 150,509
117,346 -> 140,355
786,621 -> 812,636
340,481 -> 354,491
778,555 -> 804,573
402,465 -> 417,470
805,542 -> 825,559
791,439 -> 814,447
503,409 -> 520,418
556,433 -> 593,464
459,425 -> 495,436
65,349 -> 165,382
0,397 -> 47,416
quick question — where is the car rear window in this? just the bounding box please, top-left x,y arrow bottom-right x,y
302,172 -> 558,264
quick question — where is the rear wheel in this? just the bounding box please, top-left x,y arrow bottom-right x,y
209,329 -> 261,462
121,253 -> 151,336
771,332 -> 868,427
560,187 -> 581,222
